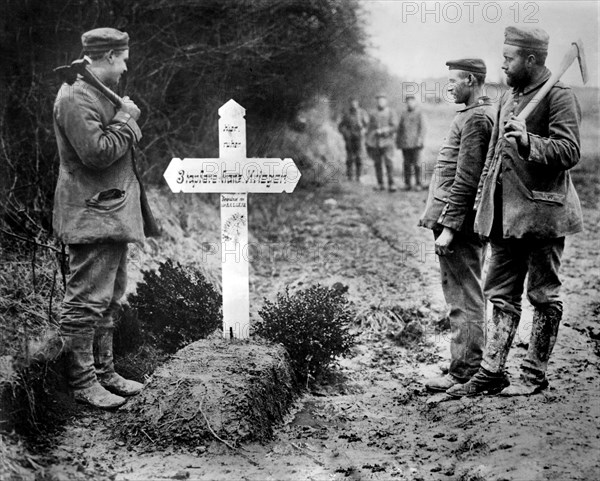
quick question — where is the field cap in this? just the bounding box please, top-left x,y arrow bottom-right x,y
82,28 -> 129,53
445,58 -> 487,75
504,26 -> 549,51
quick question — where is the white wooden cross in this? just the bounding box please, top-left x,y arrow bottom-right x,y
163,99 -> 301,339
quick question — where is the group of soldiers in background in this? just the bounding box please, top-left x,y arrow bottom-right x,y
338,92 -> 425,192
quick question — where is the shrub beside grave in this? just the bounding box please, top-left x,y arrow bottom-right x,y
128,259 -> 222,353
255,285 -> 357,381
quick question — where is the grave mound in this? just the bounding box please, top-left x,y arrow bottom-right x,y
117,337 -> 296,448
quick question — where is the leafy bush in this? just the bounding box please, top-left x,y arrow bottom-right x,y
255,285 -> 357,381
128,259 -> 222,353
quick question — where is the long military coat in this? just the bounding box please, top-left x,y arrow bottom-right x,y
53,79 -> 145,244
474,68 -> 583,239
419,97 -> 495,234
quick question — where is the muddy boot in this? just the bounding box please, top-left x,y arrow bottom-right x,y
65,333 -> 126,409
94,327 -> 143,396
425,374 -> 464,392
480,307 -> 521,374
500,306 -> 561,396
446,367 -> 509,397
499,375 -> 549,396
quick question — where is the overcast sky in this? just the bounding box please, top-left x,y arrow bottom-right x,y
363,0 -> 599,86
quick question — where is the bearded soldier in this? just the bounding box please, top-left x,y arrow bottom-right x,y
420,59 -> 495,392
53,28 -> 156,408
448,27 -> 583,397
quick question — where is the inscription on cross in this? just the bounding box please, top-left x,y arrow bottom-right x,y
163,99 -> 301,339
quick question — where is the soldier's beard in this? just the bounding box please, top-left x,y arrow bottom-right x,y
506,69 -> 531,89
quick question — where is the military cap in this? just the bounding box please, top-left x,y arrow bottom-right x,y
375,93 -> 387,98
504,26 -> 549,51
82,27 -> 129,53
445,58 -> 487,75
405,94 -> 416,100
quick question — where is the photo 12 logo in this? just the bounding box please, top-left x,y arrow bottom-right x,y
401,1 -> 540,23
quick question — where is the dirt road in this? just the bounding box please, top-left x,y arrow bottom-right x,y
40,168 -> 600,481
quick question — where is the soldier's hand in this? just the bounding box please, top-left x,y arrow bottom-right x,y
504,115 -> 529,148
119,96 -> 141,121
435,227 -> 455,256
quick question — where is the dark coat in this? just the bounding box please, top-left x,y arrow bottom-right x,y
338,107 -> 369,141
474,68 -> 583,239
52,79 -> 145,244
396,108 -> 425,150
366,107 -> 398,149
419,97 -> 495,233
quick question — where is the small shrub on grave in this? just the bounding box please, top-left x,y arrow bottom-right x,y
255,285 -> 357,382
128,259 -> 222,353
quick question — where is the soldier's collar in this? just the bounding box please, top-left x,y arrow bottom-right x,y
513,67 -> 551,95
457,95 -> 492,112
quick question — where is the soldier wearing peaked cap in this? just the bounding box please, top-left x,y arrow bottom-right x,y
53,28 -> 152,409
419,58 -> 496,392
448,26 -> 583,398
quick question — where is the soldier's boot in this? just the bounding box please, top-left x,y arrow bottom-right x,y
94,327 -> 143,396
500,306 -> 561,396
481,306 -> 521,373
414,163 -> 423,190
447,307 -> 519,397
65,332 -> 126,409
425,373 -> 464,392
446,367 -> 509,397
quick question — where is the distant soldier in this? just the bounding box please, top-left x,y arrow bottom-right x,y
397,94 -> 426,191
53,28 -> 155,409
366,93 -> 398,192
419,59 -> 495,392
338,98 -> 369,181
448,27 -> 583,397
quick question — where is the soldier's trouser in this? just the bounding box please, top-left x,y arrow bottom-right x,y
372,145 -> 395,187
60,243 -> 128,388
482,236 -> 564,380
345,137 -> 363,179
434,230 -> 486,381
402,148 -> 422,186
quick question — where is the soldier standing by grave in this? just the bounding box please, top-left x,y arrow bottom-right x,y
366,93 -> 398,192
419,59 -> 495,392
397,94 -> 426,191
448,27 -> 583,397
53,28 -> 153,409
338,98 -> 369,182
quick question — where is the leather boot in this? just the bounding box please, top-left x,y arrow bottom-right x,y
447,367 -> 509,397
65,332 -> 126,409
500,306 -> 561,396
94,327 -> 143,396
480,307 -> 521,373
425,374 -> 464,392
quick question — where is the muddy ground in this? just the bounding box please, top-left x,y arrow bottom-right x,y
22,153 -> 600,481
